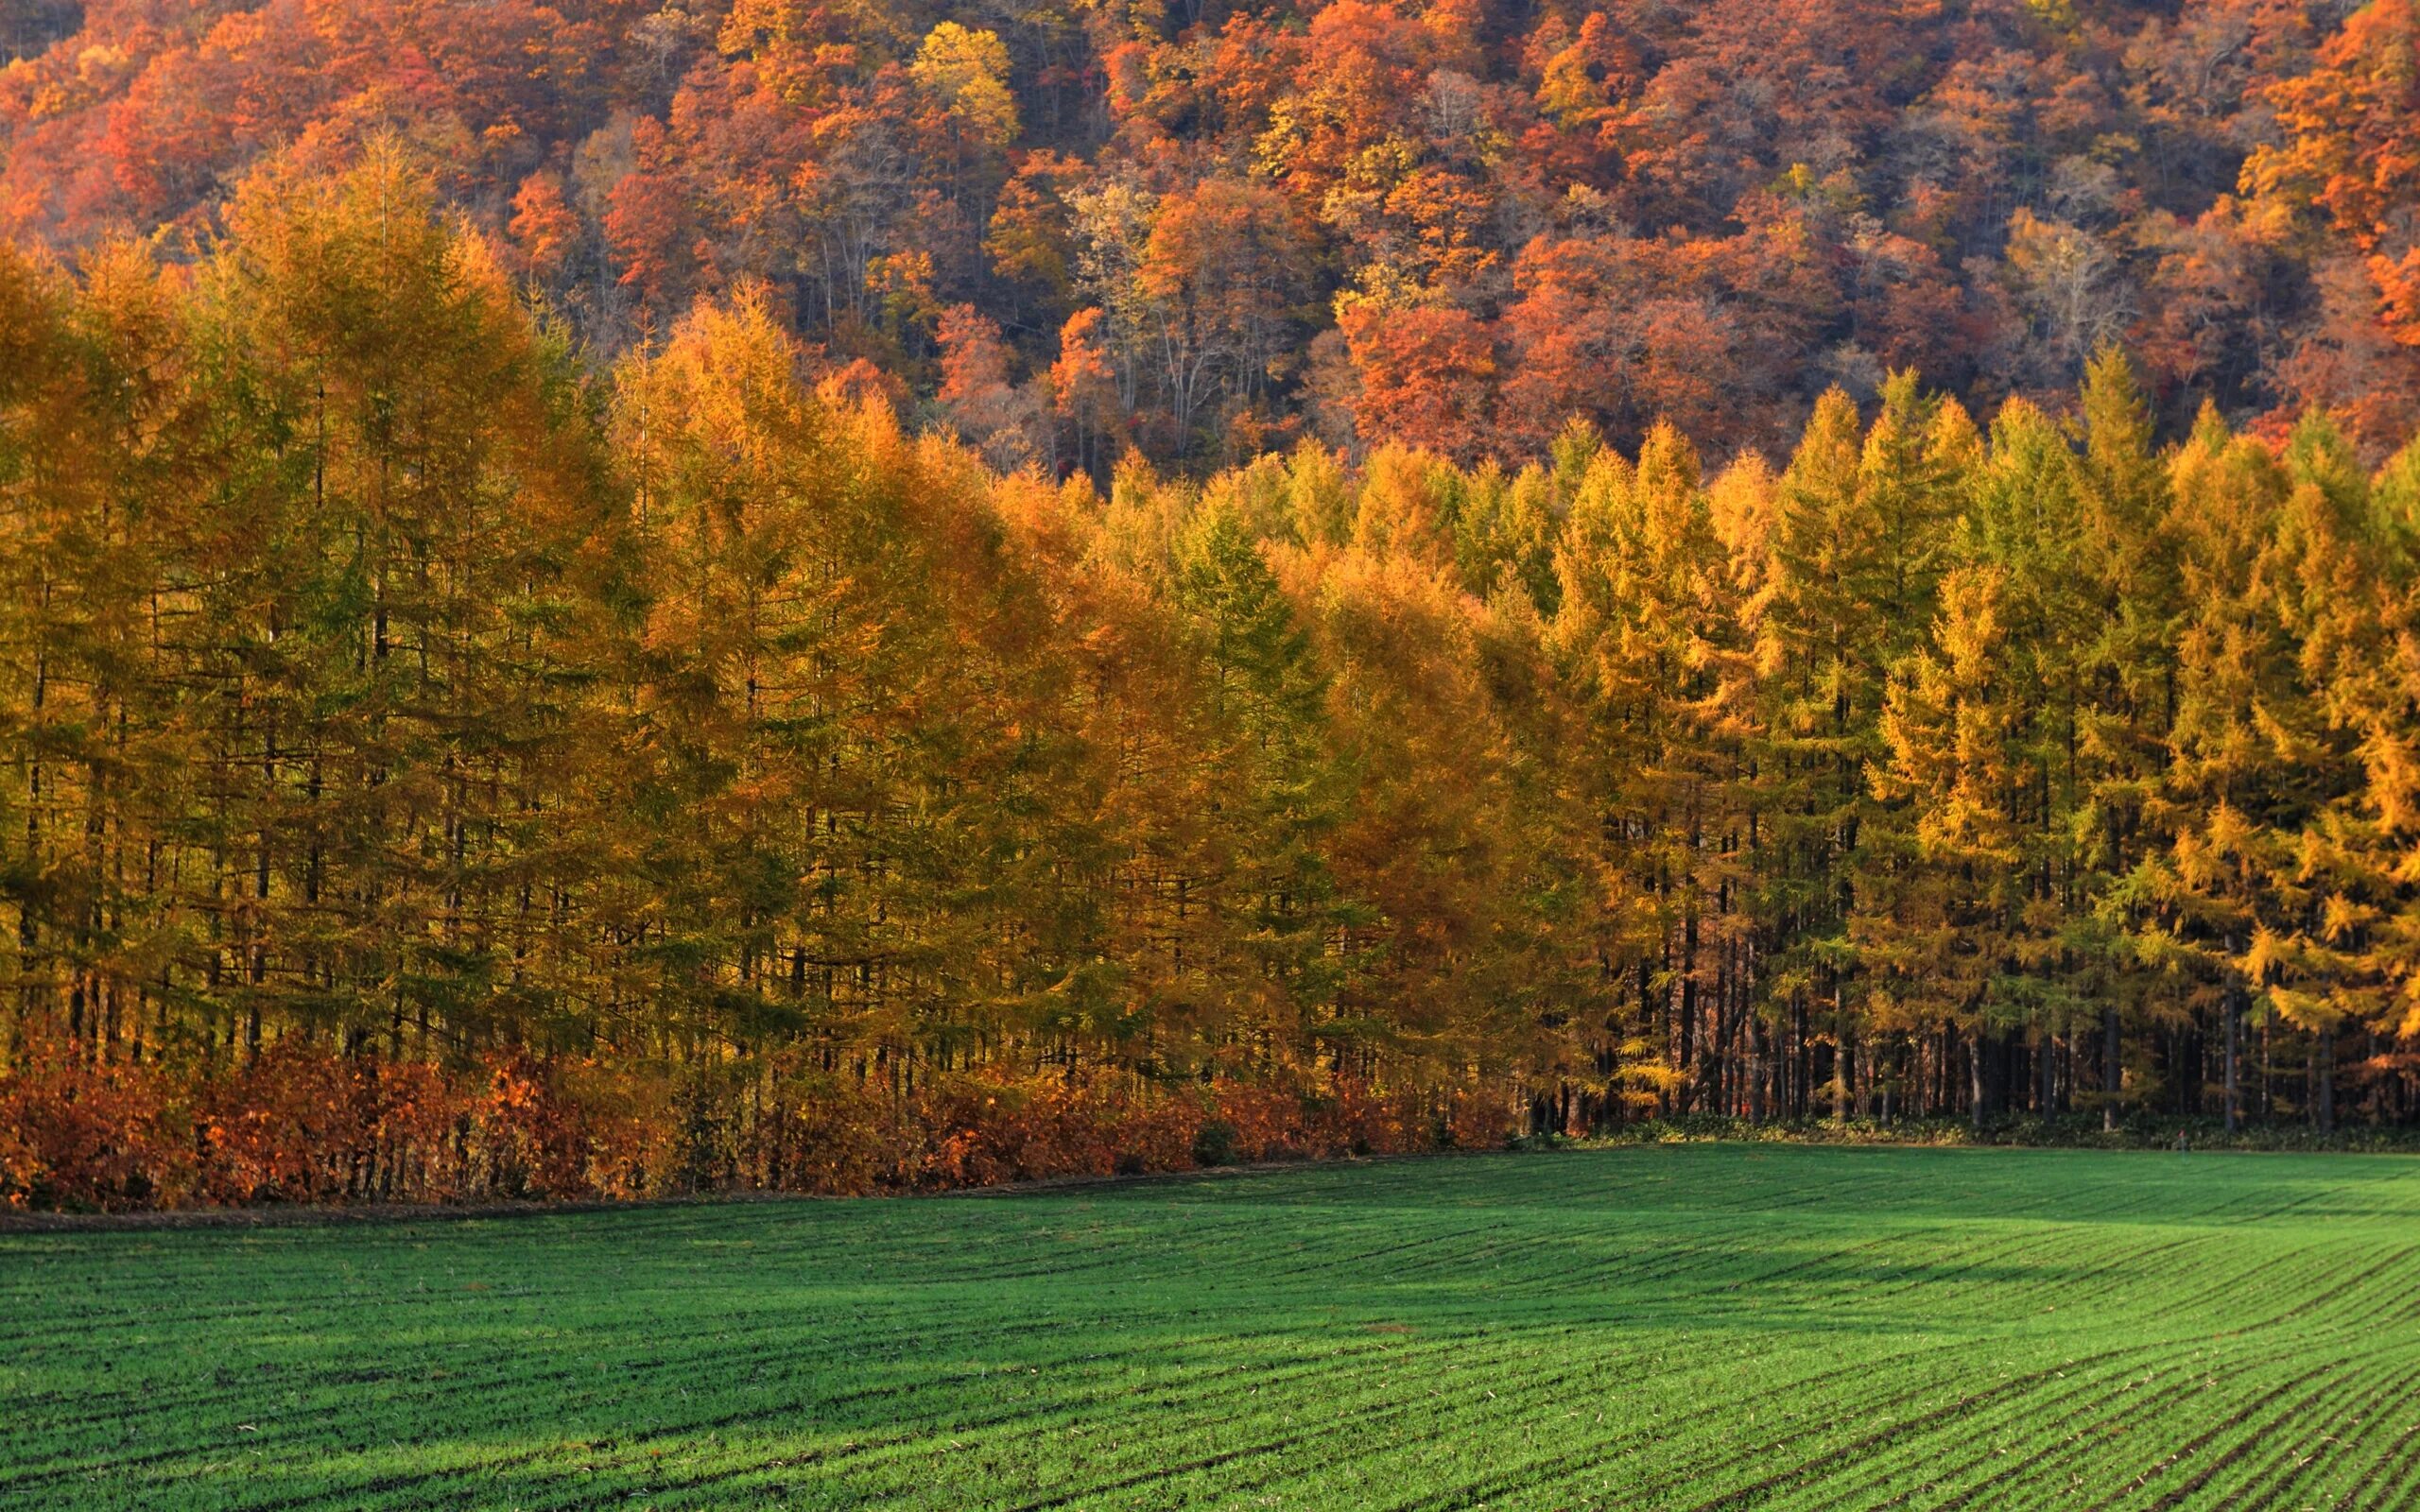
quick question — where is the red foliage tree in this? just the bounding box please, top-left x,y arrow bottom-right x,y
1340,302 -> 1498,463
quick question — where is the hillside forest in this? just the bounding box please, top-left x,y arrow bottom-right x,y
4,0 -> 2418,471
3,0 -> 2420,1207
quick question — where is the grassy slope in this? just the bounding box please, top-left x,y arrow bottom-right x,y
4,1145 -> 2417,1510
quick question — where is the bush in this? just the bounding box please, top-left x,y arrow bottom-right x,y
0,1036 -> 1487,1211
1191,1119 -> 1240,1168
1583,1112 -> 2420,1155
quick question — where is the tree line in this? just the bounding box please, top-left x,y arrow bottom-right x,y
6,158 -> 2420,1206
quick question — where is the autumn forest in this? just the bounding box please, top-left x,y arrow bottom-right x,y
3,0 -> 2420,1209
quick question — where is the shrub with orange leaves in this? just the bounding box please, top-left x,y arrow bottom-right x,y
0,1036 -> 1512,1211
0,1056 -> 182,1209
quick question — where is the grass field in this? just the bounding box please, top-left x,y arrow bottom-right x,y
5,1144 -> 2417,1510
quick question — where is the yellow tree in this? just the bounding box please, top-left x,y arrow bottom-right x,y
1873,566 -> 2024,1125
182,146 -> 605,1073
1552,423 -> 1755,1116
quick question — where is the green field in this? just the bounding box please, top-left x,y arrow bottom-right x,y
5,1145 -> 2418,1510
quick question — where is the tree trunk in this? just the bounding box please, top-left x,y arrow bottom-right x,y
1968,1027 -> 1986,1131
2259,1013 -> 2272,1124
1837,1022 -> 1857,1120
2223,973 -> 2245,1134
1793,995 -> 1810,1119
2315,1025 -> 2336,1132
1748,1013 -> 1766,1125
2101,1006 -> 2120,1131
